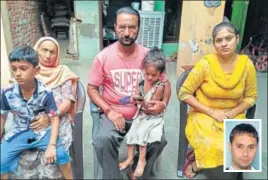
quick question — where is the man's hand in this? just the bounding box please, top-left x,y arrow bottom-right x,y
45,144 -> 56,164
210,109 -> 228,123
107,110 -> 125,131
142,100 -> 166,115
30,114 -> 50,131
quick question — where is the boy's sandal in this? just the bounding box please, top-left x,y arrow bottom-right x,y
183,160 -> 198,179
186,149 -> 195,161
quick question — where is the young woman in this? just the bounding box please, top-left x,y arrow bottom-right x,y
178,22 -> 258,178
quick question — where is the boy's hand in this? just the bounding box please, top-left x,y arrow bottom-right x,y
45,144 -> 56,164
30,114 -> 50,131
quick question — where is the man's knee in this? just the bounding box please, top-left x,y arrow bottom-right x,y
93,133 -> 114,150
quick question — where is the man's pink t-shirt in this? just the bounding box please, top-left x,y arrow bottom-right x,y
88,42 -> 167,119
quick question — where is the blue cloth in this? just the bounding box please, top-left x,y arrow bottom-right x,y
0,129 -> 70,175
0,79 -> 57,141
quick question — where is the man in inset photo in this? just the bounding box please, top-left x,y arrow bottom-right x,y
226,123 -> 259,171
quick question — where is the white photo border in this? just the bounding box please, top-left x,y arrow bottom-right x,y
223,119 -> 262,173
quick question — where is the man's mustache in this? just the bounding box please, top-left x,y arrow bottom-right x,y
123,36 -> 134,39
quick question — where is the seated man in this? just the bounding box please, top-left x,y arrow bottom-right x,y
0,46 -> 73,179
226,123 -> 259,171
87,7 -> 171,179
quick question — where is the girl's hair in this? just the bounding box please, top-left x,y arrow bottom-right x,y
143,47 -> 166,73
212,22 -> 240,39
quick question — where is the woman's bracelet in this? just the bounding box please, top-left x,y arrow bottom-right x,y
208,108 -> 215,115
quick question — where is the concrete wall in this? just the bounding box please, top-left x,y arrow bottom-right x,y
75,1 -> 100,60
1,16 -> 11,87
176,1 -> 226,76
6,1 -> 43,47
1,1 -> 13,54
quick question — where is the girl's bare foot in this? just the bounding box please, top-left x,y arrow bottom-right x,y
119,159 -> 133,171
134,160 -> 146,177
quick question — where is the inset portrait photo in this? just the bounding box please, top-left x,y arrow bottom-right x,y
224,119 -> 262,172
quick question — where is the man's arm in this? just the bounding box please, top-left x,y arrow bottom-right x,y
87,84 -> 110,114
87,84 -> 125,130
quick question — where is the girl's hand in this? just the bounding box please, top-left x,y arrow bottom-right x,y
45,144 -> 56,164
131,95 -> 144,105
30,114 -> 50,131
210,109 -> 228,122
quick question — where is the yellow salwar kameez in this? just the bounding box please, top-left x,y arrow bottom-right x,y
178,53 -> 258,168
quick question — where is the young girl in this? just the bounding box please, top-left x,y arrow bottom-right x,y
119,47 -> 166,177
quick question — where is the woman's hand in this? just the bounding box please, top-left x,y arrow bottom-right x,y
210,109 -> 228,122
224,109 -> 237,119
45,144 -> 56,164
30,114 -> 50,131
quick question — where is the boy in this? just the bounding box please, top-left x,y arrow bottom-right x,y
0,46 -> 73,179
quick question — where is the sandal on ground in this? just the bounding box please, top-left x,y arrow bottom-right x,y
186,149 -> 195,161
183,160 -> 198,179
